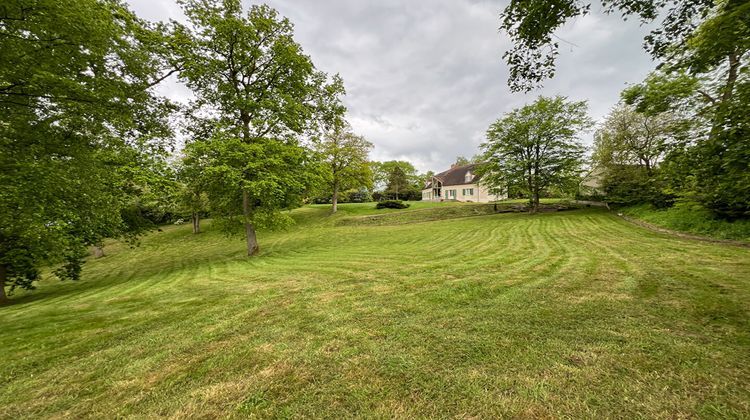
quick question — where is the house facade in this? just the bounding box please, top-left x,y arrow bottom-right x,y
421,163 -> 506,202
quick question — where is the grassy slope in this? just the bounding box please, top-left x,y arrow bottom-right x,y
621,202 -> 750,242
1,203 -> 749,418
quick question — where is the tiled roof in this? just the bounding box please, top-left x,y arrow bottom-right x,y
433,164 -> 480,186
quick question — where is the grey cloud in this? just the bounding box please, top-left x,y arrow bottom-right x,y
126,0 -> 656,172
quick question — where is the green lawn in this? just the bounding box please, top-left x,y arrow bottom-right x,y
2,203 -> 749,418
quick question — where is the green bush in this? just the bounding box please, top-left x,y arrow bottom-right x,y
375,200 -> 410,209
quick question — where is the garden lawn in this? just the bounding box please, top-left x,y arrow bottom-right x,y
1,203 -> 749,418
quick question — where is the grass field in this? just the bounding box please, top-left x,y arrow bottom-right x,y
2,203 -> 749,418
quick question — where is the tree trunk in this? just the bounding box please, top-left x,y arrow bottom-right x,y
0,264 -> 8,305
332,180 -> 339,213
720,51 -> 739,105
242,190 -> 259,256
530,191 -> 540,214
192,211 -> 200,234
532,142 -> 540,214
527,172 -> 535,214
710,50 -> 740,139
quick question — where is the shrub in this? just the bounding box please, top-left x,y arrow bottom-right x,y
375,200 -> 410,209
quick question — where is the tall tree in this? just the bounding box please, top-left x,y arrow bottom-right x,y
480,96 -> 591,213
593,104 -> 682,174
371,160 -> 420,192
176,149 -> 211,234
318,126 -> 373,213
0,0 -> 175,302
174,1 -> 344,256
386,166 -> 409,200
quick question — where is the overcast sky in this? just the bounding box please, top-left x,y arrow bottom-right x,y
127,0 -> 656,173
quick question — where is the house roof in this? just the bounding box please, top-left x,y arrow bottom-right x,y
434,163 -> 481,187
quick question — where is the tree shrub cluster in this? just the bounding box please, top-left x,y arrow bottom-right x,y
498,0 -> 749,220
375,200 -> 410,209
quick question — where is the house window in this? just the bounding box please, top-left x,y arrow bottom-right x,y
464,172 -> 473,183
462,188 -> 474,196
448,190 -> 456,199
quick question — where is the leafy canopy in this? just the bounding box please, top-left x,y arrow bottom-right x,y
480,96 -> 591,211
0,0 -> 175,296
174,0 -> 345,251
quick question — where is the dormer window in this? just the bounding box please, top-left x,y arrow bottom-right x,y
464,171 -> 473,183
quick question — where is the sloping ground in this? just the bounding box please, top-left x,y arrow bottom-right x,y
335,203 -> 506,226
334,201 -> 582,226
1,207 -> 749,418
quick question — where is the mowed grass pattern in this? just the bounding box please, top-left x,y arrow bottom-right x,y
1,205 -> 749,418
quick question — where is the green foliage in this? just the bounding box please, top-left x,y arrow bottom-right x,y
372,160 -> 422,187
454,156 -> 471,166
375,200 -> 410,209
623,201 -> 750,241
311,188 -> 373,204
386,166 -> 410,200
174,0 -> 344,253
480,96 -> 591,212
317,125 -> 373,211
600,165 -> 673,207
615,0 -> 750,219
499,0 -> 715,91
183,135 -> 311,231
0,0 -> 175,296
621,72 -> 701,116
593,104 -> 681,172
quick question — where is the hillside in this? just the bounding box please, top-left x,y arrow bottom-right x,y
1,203 -> 749,418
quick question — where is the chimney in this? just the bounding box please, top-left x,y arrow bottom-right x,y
451,163 -> 458,169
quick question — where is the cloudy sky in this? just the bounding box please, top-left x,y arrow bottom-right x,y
127,0 -> 656,172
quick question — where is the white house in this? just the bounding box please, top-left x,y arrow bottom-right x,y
421,163 -> 506,202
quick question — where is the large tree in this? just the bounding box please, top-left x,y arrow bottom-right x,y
480,96 -> 591,213
371,160 -> 420,192
318,125 -> 373,213
386,165 -> 410,200
593,104 -> 682,174
0,0 -> 175,302
174,1 -> 344,255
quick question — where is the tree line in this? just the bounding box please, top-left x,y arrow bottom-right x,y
481,0 -> 748,217
2,0 -> 746,302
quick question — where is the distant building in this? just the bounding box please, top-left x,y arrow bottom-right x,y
579,166 -> 606,196
421,163 -> 506,202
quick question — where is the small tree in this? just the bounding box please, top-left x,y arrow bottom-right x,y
319,126 -> 373,213
176,149 -> 210,234
480,96 -> 591,213
454,156 -> 470,166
